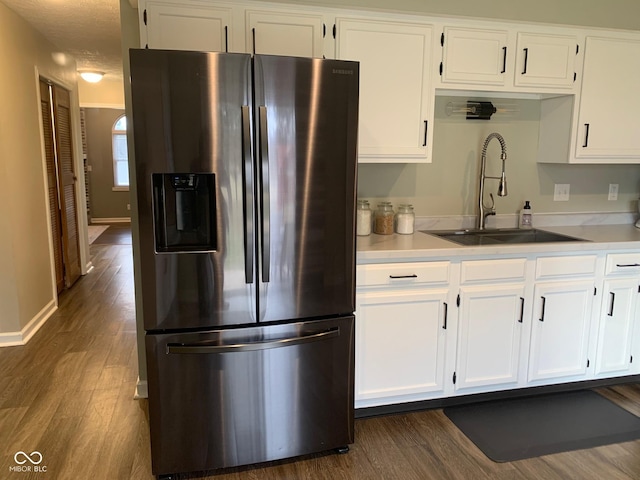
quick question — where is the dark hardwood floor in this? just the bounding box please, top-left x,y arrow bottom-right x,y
1,237 -> 640,479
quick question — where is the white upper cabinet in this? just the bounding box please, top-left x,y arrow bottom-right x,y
574,36 -> 640,161
441,27 -> 509,86
336,18 -> 434,163
514,33 -> 577,88
144,2 -> 232,52
246,10 -> 325,57
439,26 -> 579,92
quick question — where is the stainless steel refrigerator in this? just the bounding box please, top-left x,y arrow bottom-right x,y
129,49 -> 359,477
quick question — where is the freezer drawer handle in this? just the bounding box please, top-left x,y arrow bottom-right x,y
166,328 -> 340,354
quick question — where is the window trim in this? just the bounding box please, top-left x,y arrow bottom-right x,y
112,114 -> 129,190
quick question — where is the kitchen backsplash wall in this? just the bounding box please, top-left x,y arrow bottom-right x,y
357,95 -> 640,218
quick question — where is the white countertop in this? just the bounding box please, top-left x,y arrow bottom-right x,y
357,224 -> 640,263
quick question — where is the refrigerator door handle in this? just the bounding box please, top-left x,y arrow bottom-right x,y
242,106 -> 255,284
166,327 -> 340,354
258,105 -> 271,283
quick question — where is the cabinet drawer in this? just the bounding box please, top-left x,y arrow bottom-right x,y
605,253 -> 640,275
356,262 -> 450,287
536,255 -> 597,279
460,258 -> 526,283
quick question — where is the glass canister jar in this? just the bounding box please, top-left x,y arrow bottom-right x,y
395,204 -> 415,234
356,200 -> 372,236
374,202 -> 394,235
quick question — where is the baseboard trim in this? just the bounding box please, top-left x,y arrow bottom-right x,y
0,299 -> 57,347
355,375 -> 640,418
91,217 -> 131,224
134,378 -> 148,399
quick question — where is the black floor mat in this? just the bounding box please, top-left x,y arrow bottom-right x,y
443,389 -> 640,462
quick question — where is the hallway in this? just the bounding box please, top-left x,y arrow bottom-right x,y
1,240 -> 640,479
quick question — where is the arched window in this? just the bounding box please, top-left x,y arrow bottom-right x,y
112,115 -> 129,189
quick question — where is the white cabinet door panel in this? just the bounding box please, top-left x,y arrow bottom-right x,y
355,289 -> 447,403
528,281 -> 594,382
515,33 -> 577,87
146,2 -> 231,52
455,285 -> 525,390
576,37 -> 640,159
595,278 -> 637,375
247,11 -> 324,57
441,27 -> 508,85
337,19 -> 433,162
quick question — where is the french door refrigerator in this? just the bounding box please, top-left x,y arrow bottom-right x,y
129,49 -> 359,477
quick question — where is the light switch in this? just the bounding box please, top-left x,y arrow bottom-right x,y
554,184 -> 570,201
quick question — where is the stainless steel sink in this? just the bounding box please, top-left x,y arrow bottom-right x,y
421,228 -> 587,246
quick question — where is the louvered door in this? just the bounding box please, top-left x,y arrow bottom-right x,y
52,84 -> 81,287
40,80 -> 65,294
40,80 -> 81,291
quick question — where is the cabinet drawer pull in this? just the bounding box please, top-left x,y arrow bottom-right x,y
616,263 -> 640,268
608,292 -> 615,317
518,297 -> 525,323
501,46 -> 507,73
389,274 -> 418,279
583,123 -> 590,147
423,120 -> 428,147
539,296 -> 546,322
522,48 -> 529,74
443,302 -> 448,330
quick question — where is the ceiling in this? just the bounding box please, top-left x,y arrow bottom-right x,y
1,0 -> 138,80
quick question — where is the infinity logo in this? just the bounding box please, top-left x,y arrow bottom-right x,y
14,451 -> 43,465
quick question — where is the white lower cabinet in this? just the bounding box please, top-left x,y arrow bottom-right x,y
455,284 -> 526,391
528,280 -> 595,382
355,289 -> 449,406
453,258 -> 528,393
355,251 -> 640,409
594,278 -> 637,376
355,261 -> 451,407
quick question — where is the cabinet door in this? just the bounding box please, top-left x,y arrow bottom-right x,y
455,285 -> 525,390
247,11 -> 324,57
336,19 -> 433,163
594,278 -> 638,375
528,281 -> 594,382
514,33 -> 577,88
441,27 -> 508,86
576,37 -> 640,160
145,2 -> 231,52
355,289 -> 448,405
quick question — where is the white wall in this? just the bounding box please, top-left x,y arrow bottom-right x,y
0,2 -> 85,341
78,77 -> 125,108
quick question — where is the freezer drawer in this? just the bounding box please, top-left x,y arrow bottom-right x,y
145,316 -> 355,476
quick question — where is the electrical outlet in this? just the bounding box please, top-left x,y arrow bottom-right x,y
554,184 -> 570,201
608,184 -> 619,201
127,203 -> 131,211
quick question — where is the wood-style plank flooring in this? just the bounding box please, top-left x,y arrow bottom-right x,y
1,234 -> 640,479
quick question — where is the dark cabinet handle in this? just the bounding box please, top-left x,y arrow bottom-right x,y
522,48 -> 529,74
423,120 -> 428,147
518,297 -> 525,323
539,296 -> 546,322
608,292 -> 615,317
252,27 -> 256,55
501,46 -> 507,73
616,263 -> 640,267
224,26 -> 229,53
389,274 -> 418,279
583,123 -> 590,147
443,302 -> 448,330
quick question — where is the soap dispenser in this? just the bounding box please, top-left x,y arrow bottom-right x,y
520,201 -> 533,229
